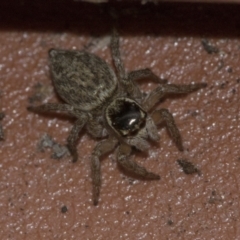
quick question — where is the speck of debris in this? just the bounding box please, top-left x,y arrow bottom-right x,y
217,59 -> 224,70
177,159 -> 201,175
201,39 -> 219,54
0,112 -> 4,120
85,35 -> 111,52
232,89 -> 236,94
51,143 -> 69,159
28,82 -> 52,104
208,190 -> 223,204
219,81 -> 228,89
220,83 -> 225,89
61,205 -> 68,213
0,112 -> 5,140
38,133 -> 54,150
125,211 -> 130,215
122,176 -> 136,185
236,79 -> 240,83
227,67 -> 233,73
187,109 -> 198,117
0,125 -> 4,140
167,220 -> 174,226
38,133 -> 70,159
128,178 -> 136,185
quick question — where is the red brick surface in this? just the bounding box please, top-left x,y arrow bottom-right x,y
0,2 -> 240,239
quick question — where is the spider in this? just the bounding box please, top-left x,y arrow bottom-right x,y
28,30 -> 206,205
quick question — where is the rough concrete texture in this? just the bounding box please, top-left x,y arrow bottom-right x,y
0,1 -> 240,240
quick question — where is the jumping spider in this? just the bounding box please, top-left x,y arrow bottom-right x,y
28,31 -> 206,205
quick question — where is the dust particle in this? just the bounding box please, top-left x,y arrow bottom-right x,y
38,133 -> 70,159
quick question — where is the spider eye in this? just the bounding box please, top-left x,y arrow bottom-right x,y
107,99 -> 147,136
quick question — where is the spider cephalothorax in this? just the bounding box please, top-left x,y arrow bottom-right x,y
28,30 -> 206,205
106,98 -> 147,136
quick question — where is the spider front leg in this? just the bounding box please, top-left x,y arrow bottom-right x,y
28,103 -> 87,162
91,137 -> 118,205
111,30 -> 140,99
151,109 -> 183,151
143,83 -> 207,111
127,69 -> 168,101
67,117 -> 87,163
128,69 -> 167,84
27,103 -> 77,116
111,29 -> 127,82
111,30 -> 167,100
117,143 -> 160,180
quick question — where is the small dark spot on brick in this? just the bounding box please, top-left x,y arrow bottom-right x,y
236,79 -> 240,83
220,82 -> 227,89
61,205 -> 68,213
125,211 -> 130,215
187,109 -> 198,117
177,159 -> 201,175
227,67 -> 233,73
208,190 -> 222,204
167,220 -> 173,226
217,59 -> 224,70
0,112 -> 4,140
0,112 -> 4,120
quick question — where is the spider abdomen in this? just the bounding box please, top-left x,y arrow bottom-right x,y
49,49 -> 118,111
